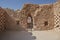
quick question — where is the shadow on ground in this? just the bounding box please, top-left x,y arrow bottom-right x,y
0,31 -> 36,40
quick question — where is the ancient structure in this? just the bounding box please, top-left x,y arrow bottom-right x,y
19,2 -> 60,31
0,7 -> 6,31
53,2 -> 60,31
0,8 -> 26,31
19,4 -> 54,30
0,1 -> 60,31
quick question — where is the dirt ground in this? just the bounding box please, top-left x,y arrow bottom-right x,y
0,30 -> 60,40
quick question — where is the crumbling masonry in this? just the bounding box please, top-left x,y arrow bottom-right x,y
0,2 -> 60,31
19,2 -> 60,30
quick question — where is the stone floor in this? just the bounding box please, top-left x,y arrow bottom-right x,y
0,31 -> 60,40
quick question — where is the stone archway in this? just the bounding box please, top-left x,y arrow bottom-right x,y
27,14 -> 33,29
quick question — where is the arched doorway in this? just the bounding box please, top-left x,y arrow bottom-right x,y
27,14 -> 33,29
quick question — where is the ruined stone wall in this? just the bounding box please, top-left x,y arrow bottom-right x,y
0,7 -> 8,31
53,2 -> 60,30
1,2 -> 60,31
19,4 -> 39,30
5,8 -> 25,31
20,4 -> 54,30
34,4 -> 54,30
0,7 -> 25,31
0,8 -> 16,31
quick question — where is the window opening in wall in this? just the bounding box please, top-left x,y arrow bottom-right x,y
44,21 -> 48,26
16,21 -> 19,25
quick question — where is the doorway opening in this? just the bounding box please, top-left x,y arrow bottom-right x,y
27,14 -> 33,29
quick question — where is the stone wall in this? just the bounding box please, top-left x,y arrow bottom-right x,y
53,2 -> 60,30
5,8 -> 25,31
1,2 -> 60,31
34,4 -> 54,30
19,4 -> 39,30
0,8 -> 25,31
0,7 -> 8,31
19,4 -> 54,30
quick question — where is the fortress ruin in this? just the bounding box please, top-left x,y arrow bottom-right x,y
0,1 -> 60,31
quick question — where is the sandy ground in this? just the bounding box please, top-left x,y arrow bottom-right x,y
32,31 -> 60,40
0,30 -> 60,40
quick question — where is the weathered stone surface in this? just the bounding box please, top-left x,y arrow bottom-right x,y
0,7 -> 8,31
0,8 -> 25,32
4,8 -> 25,31
19,4 -> 54,30
53,2 -> 60,31
1,1 -> 60,31
34,5 -> 54,30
